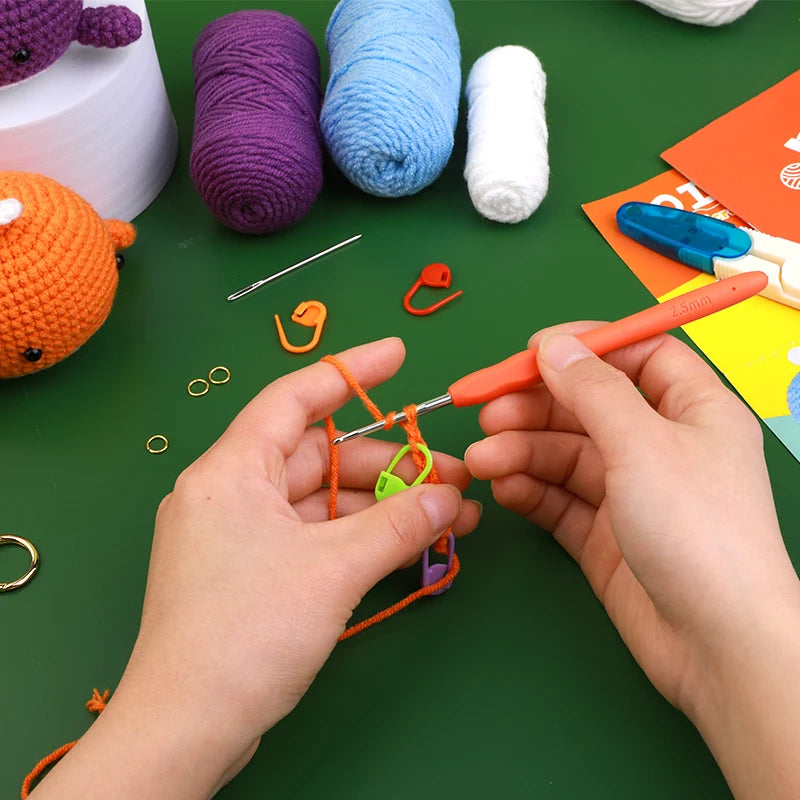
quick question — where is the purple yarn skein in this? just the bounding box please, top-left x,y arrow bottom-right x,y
190,11 -> 323,235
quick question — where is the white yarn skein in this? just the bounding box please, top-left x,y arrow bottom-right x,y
634,0 -> 759,26
464,46 -> 548,225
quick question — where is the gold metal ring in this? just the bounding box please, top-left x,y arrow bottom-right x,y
0,535 -> 40,592
187,378 -> 210,397
146,434 -> 169,454
208,365 -> 231,385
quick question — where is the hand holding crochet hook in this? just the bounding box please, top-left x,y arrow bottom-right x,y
331,267 -> 799,800
462,271 -> 800,800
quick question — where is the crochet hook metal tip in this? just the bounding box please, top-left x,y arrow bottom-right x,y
331,394 -> 453,445
226,234 -> 362,302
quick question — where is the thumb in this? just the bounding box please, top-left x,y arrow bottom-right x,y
537,332 -> 658,463
324,483 -> 462,595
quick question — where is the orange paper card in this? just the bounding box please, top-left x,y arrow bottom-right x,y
662,69 -> 800,241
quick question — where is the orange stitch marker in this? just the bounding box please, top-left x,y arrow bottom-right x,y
403,263 -> 462,315
275,300 -> 327,354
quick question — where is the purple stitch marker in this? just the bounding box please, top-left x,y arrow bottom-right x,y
422,533 -> 456,595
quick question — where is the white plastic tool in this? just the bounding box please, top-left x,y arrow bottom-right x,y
712,228 -> 800,310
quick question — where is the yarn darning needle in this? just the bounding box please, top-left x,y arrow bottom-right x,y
226,234 -> 362,301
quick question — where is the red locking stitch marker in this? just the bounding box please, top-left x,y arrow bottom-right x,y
403,263 -> 463,315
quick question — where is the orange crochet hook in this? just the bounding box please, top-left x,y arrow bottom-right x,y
332,271 -> 768,444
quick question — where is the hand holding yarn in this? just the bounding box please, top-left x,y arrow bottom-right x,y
0,0 -> 142,88
19,340 -> 480,798
0,172 -> 135,377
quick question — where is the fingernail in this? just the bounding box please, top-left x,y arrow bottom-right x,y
463,442 -> 477,461
539,333 -> 592,371
468,499 -> 483,517
419,485 -> 461,532
527,331 -> 544,349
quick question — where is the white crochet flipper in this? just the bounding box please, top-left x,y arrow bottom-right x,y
0,198 -> 22,225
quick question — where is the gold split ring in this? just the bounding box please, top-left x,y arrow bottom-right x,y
208,366 -> 231,385
0,535 -> 40,592
187,378 -> 210,397
146,434 -> 169,454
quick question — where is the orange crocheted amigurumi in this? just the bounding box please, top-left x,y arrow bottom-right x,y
0,172 -> 136,378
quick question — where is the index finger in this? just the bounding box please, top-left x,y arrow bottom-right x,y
222,337 -> 406,468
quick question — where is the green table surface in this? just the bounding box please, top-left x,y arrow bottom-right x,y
3,1 -> 800,797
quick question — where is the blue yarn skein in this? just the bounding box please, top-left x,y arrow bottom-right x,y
321,0 -> 461,198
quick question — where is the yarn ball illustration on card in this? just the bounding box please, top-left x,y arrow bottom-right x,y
0,172 -> 135,377
0,0 -> 142,88
788,373 -> 800,423
787,347 -> 800,425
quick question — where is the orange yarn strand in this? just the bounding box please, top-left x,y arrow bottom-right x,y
86,688 -> 109,713
321,355 -> 384,422
20,742 -> 77,799
21,690 -> 109,799
324,414 -> 340,521
320,355 -> 460,640
338,552 -> 460,640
